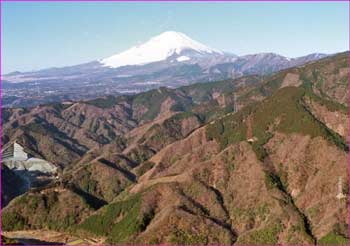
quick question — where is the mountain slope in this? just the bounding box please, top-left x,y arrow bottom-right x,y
78,52 -> 348,243
2,52 -> 348,244
1,165 -> 29,208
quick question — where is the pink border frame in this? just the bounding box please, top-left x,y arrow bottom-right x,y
0,0 -> 349,2
0,1 -> 349,246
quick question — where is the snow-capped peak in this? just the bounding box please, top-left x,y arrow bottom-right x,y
100,31 -> 223,68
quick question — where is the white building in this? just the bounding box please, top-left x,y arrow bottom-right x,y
3,142 -> 28,161
2,142 -> 57,174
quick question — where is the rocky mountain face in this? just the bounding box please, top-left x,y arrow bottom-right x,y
2,52 -> 349,244
2,31 -> 327,108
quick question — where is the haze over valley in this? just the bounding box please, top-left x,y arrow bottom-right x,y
2,31 -> 328,108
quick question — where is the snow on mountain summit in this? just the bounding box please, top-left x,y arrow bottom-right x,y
100,31 -> 223,68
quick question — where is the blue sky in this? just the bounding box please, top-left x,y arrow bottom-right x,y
2,2 -> 349,73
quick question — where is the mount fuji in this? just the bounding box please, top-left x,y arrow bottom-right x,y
2,31 -> 327,107
100,31 -> 226,68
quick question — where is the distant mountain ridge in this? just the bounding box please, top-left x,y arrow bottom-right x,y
3,31 -> 328,83
2,31 -> 329,108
